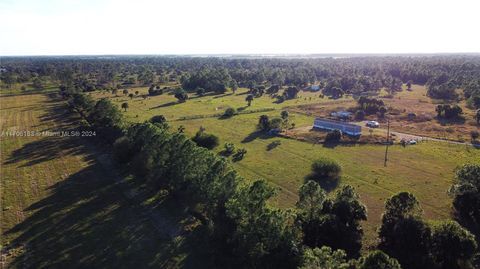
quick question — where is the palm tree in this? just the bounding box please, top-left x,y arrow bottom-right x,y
246,94 -> 254,106
121,102 -> 129,112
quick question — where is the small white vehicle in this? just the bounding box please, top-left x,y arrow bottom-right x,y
366,121 -> 380,128
409,140 -> 417,145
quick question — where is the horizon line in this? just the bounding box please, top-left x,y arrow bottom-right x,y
2,52 -> 480,58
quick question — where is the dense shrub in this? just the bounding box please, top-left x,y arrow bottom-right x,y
223,107 -> 236,118
296,181 -> 366,257
87,98 -> 124,144
323,86 -> 344,99
113,136 -> 132,163
357,97 -> 385,115
325,129 -> 342,143
435,104 -> 463,119
148,85 -> 163,96
232,148 -> 247,162
283,86 -> 299,99
181,69 -> 230,94
223,142 -> 235,156
192,129 -> 219,149
196,87 -> 206,96
174,89 -> 188,102
357,251 -> 401,269
309,158 -> 342,186
355,110 -> 365,120
257,115 -> 282,131
150,115 -> 167,124
427,82 -> 457,100
269,118 -> 282,130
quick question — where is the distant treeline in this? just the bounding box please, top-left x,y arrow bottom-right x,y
2,55 -> 480,108
65,88 -> 479,269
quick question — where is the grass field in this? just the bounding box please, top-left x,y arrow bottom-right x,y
0,82 -> 59,96
91,86 -> 480,248
0,93 -> 210,268
89,87 -> 350,122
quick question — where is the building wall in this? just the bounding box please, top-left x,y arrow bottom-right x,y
313,118 -> 361,135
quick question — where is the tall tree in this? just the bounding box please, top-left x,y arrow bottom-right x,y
226,180 -> 301,268
449,163 -> 480,236
246,94 -> 254,106
357,250 -> 401,269
379,192 -> 432,269
230,79 -> 238,94
431,221 -> 477,269
299,246 -> 350,269
296,180 -> 327,224
121,102 -> 129,111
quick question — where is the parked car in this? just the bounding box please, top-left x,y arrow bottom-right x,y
366,121 -> 379,128
409,140 -> 417,145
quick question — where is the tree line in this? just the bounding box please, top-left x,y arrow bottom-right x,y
2,55 -> 480,108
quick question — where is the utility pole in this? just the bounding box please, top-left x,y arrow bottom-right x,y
384,119 -> 390,167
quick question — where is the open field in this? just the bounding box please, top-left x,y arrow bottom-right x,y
168,114 -> 479,247
0,82 -> 59,96
89,87 -> 350,122
0,93 -> 209,268
90,86 -> 480,248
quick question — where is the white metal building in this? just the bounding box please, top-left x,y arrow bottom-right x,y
313,118 -> 362,136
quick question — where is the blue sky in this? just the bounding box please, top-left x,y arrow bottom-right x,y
1,0 -> 479,55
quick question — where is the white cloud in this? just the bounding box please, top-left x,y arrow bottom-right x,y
0,0 -> 479,55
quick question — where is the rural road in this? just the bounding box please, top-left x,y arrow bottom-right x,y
353,121 -> 479,146
292,122 -> 478,147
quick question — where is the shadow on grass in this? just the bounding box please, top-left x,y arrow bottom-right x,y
212,93 -> 234,99
266,140 -> 282,151
5,98 -> 93,167
4,136 -> 88,167
3,93 -> 214,269
5,158 -> 215,269
150,101 -> 178,109
241,131 -> 276,143
6,153 -> 169,268
235,91 -> 249,96
217,114 -> 232,120
237,106 -> 248,112
322,141 -> 340,148
188,92 -> 218,100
